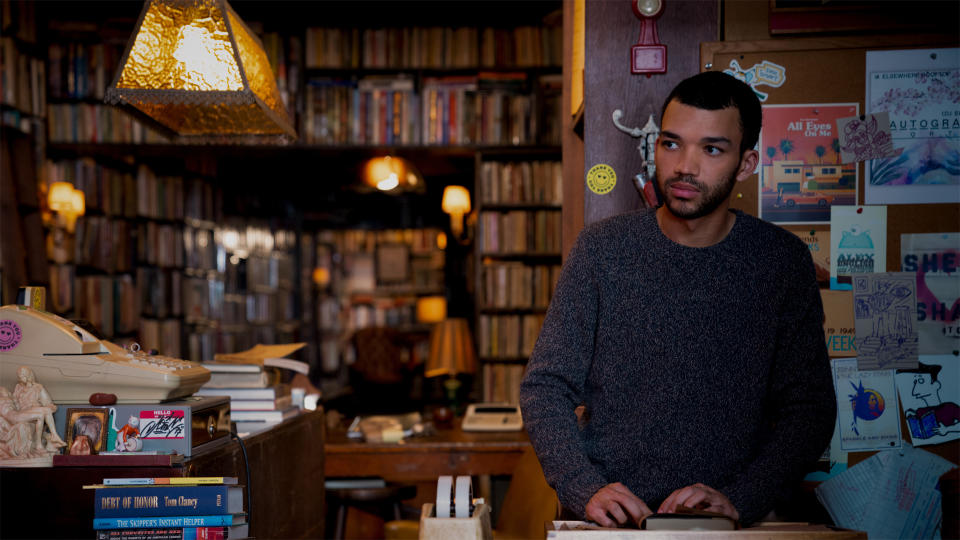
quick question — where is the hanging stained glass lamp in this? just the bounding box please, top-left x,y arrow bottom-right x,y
105,0 -> 296,139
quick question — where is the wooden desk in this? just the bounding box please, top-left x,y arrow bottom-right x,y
325,419 -> 531,537
0,408 -> 325,539
325,419 -> 530,482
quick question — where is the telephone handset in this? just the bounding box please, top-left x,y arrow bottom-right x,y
0,305 -> 210,404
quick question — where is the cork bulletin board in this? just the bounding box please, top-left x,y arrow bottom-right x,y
702,35 -> 959,469
701,34 -> 960,272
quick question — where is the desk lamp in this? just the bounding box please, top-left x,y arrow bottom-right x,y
425,318 -> 476,416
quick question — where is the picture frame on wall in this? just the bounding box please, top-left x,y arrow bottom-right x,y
376,243 -> 410,283
64,407 -> 109,454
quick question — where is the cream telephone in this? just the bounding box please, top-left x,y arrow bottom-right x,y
0,305 -> 210,403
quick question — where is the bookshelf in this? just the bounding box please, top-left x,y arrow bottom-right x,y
3,0 -> 565,401
475,149 -> 563,404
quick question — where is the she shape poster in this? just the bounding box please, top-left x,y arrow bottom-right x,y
759,104 -> 859,225
865,48 -> 960,204
832,358 -> 902,452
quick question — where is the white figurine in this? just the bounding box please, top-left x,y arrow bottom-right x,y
0,367 -> 66,466
12,366 -> 66,451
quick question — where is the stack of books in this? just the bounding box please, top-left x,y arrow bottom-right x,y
87,477 -> 249,539
197,343 -> 309,433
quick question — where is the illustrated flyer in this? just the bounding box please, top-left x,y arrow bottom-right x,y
832,358 -> 902,452
864,48 -> 960,205
852,272 -> 919,370
788,226 -> 830,287
900,232 -> 960,354
830,205 -> 887,290
758,103 -> 859,225
895,354 -> 960,446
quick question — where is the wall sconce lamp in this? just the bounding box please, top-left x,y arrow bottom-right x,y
48,182 -> 86,232
105,0 -> 296,139
441,185 -> 471,241
361,156 -> 425,193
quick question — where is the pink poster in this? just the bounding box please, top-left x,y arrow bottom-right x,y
759,104 -> 859,224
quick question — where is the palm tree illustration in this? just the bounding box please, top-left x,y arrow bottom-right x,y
815,145 -> 826,164
832,138 -> 841,164
766,146 -> 777,166
779,139 -> 794,162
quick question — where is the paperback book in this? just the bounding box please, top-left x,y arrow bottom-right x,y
93,514 -> 244,530
95,524 -> 249,540
93,484 -> 243,518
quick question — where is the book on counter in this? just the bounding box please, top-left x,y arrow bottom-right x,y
95,524 -> 249,540
93,484 -> 243,518
195,383 -> 290,401
212,343 -> 309,375
201,362 -> 273,389
230,394 -> 293,411
100,477 -> 239,487
228,405 -> 299,423
93,514 -> 245,530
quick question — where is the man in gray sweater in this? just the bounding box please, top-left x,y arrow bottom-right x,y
519,71 -> 836,527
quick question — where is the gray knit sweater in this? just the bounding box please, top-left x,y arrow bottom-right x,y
519,208 -> 836,525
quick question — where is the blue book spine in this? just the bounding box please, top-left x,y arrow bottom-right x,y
94,485 -> 238,518
93,515 -> 234,530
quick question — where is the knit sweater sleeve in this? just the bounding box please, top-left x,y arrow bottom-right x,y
519,228 -> 609,517
719,247 -> 837,525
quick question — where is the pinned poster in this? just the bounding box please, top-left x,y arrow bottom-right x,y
895,355 -> 960,446
821,289 -> 856,358
853,272 -> 918,370
832,358 -> 902,452
837,112 -> 904,163
900,232 -> 960,354
830,205 -> 887,289
789,226 -> 830,286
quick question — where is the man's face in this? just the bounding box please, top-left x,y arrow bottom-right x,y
912,373 -> 939,404
654,100 -> 755,220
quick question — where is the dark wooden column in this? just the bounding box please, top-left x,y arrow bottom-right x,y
583,0 -> 718,225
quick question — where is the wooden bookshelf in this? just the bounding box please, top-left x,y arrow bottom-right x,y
474,149 -> 563,404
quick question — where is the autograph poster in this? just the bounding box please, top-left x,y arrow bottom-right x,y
865,48 -> 960,204
759,104 -> 859,224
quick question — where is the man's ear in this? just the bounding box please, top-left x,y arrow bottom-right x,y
735,149 -> 759,182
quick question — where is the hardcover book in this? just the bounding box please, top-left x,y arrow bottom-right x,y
95,524 -> 249,540
93,514 -> 243,530
93,485 -> 243,518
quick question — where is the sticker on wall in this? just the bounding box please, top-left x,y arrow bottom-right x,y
837,112 -> 904,163
0,320 -> 22,351
723,59 -> 786,102
586,164 -> 617,195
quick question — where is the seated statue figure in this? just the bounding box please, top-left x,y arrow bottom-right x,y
11,366 -> 66,451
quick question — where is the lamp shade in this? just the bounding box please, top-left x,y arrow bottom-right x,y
48,182 -> 78,212
425,318 -> 477,378
441,185 -> 471,215
416,295 -> 447,324
105,0 -> 295,138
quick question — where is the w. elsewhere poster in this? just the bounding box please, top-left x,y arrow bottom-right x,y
865,48 -> 960,204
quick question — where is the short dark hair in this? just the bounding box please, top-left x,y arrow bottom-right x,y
660,71 -> 762,156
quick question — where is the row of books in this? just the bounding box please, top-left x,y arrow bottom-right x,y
480,262 -> 561,310
477,313 -> 546,360
71,216 -> 136,272
74,273 -> 139,338
304,25 -> 562,69
46,40 -> 124,101
47,103 -> 169,144
1,36 -> 46,116
478,209 -> 563,255
44,161 -> 223,223
482,363 -> 525,404
327,227 -> 444,255
87,476 -> 248,538
258,32 -> 301,129
479,160 -> 563,205
139,318 -> 183,358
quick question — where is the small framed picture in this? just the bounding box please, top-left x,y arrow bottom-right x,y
65,408 -> 109,454
376,243 -> 410,283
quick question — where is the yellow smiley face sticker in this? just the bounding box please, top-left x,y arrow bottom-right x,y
586,164 -> 616,195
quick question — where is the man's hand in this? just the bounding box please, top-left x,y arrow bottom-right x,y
585,483 -> 652,527
658,483 -> 739,521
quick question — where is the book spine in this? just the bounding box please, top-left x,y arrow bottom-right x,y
93,516 -> 234,529
94,486 -> 235,517
96,527 -> 229,540
102,477 -> 236,486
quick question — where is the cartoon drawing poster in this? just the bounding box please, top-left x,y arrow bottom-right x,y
900,232 -> 960,354
853,272 -> 918,370
830,205 -> 887,290
758,104 -> 859,225
833,358 -> 902,452
865,48 -> 960,205
895,355 -> 960,446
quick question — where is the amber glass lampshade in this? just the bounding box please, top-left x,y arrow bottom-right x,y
441,185 -> 471,237
105,0 -> 295,138
361,156 -> 425,193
